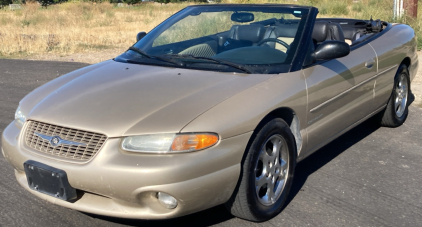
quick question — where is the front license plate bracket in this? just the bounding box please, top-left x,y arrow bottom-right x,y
24,160 -> 77,201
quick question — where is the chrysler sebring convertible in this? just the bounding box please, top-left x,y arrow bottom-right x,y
1,4 -> 419,222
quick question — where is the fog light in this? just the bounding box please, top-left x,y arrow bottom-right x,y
157,192 -> 178,209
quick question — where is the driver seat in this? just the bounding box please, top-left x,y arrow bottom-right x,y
227,24 -> 266,45
261,24 -> 299,52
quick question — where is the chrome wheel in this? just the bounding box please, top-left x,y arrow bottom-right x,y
394,73 -> 408,118
254,134 -> 289,206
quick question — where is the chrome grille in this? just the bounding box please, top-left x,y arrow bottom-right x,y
24,120 -> 107,162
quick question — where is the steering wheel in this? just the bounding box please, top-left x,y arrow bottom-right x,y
257,38 -> 290,50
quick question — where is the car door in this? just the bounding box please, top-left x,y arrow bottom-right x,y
302,44 -> 378,153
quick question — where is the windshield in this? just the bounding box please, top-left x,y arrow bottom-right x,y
115,5 -> 310,74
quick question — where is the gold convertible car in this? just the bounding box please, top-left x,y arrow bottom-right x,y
2,4 -> 419,222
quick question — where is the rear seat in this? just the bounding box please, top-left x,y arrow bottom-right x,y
342,26 -> 366,45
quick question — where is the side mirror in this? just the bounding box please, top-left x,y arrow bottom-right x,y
311,40 -> 350,62
136,32 -> 147,42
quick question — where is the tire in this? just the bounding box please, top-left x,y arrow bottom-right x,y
225,118 -> 297,222
379,64 -> 410,127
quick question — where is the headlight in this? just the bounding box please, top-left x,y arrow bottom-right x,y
121,133 -> 219,153
15,106 -> 27,128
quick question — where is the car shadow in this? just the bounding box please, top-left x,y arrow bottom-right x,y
85,110 -> 400,226
409,90 -> 415,105
284,115 -> 381,208
286,90 -> 416,209
84,204 -> 234,227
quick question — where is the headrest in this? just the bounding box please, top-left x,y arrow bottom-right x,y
312,21 -> 345,43
312,21 -> 328,43
326,23 -> 345,42
229,24 -> 266,43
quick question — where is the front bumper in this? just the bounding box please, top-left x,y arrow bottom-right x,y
2,121 -> 252,219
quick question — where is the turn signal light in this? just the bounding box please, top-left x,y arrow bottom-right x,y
171,134 -> 218,152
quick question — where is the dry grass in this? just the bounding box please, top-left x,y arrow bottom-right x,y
0,0 -> 420,59
0,2 -> 191,57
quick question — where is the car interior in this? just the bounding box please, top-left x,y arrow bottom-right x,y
313,18 -> 387,46
145,12 -> 387,67
176,17 -> 386,59
178,20 -> 299,59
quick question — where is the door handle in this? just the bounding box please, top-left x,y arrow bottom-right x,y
365,59 -> 375,69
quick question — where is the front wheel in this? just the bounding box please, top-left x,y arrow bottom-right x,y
225,118 -> 297,222
379,64 -> 410,127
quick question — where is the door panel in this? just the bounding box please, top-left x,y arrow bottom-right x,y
367,40 -> 403,110
303,44 -> 378,153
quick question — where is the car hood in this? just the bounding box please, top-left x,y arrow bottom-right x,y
22,61 -> 273,137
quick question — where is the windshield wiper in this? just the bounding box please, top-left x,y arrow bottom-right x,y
128,46 -> 150,58
167,54 -> 252,74
128,47 -> 183,66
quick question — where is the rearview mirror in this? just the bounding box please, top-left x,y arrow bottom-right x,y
311,40 -> 350,62
231,12 -> 254,23
136,32 -> 147,42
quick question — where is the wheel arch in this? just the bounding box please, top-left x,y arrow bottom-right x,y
401,57 -> 411,70
253,107 -> 303,154
399,58 -> 412,91
225,107 -> 301,221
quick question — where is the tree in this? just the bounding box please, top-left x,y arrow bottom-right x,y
12,0 -> 26,4
38,0 -> 53,8
0,0 -> 12,9
55,0 -> 69,4
155,0 -> 170,4
124,0 -> 140,5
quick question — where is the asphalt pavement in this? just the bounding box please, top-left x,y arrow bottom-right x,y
1,59 -> 422,227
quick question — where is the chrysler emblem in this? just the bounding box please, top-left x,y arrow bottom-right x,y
50,136 -> 61,146
34,132 -> 87,147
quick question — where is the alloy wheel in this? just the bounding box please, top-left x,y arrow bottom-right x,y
395,73 -> 408,118
254,134 -> 289,206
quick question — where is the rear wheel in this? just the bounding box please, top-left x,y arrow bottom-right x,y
379,64 -> 410,127
225,118 -> 296,222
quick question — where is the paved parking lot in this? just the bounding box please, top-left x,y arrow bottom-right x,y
1,59 -> 422,227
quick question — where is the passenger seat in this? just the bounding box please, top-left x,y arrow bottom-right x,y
227,24 -> 266,45
312,21 -> 346,46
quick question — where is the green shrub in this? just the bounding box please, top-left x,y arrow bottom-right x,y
124,0 -> 140,5
155,0 -> 170,4
82,11 -> 93,20
331,2 -> 349,15
318,1 -> 349,15
368,0 -> 379,6
352,3 -> 363,12
319,5 -> 327,14
105,10 -> 114,18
